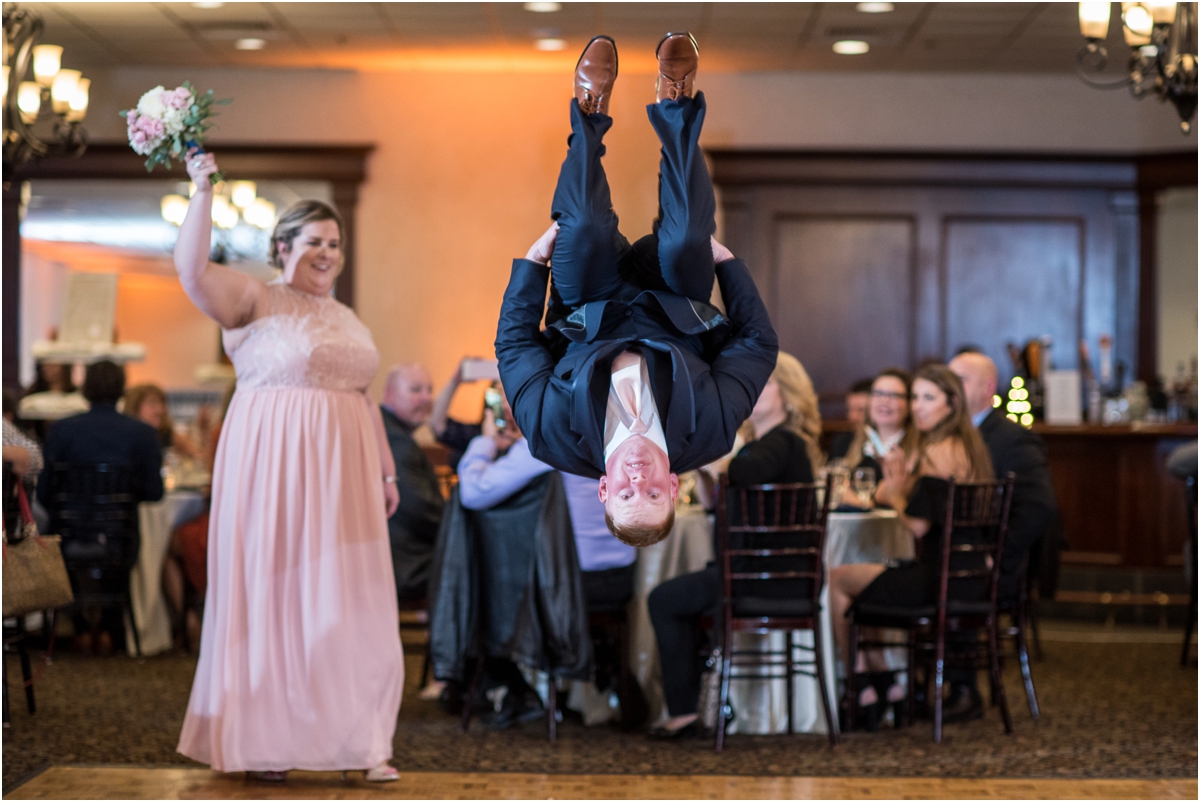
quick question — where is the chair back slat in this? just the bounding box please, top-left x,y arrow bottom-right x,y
47,463 -> 141,568
716,473 -> 835,615
934,473 -> 1016,625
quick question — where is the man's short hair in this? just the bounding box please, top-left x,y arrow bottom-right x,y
82,361 -> 126,404
849,377 -> 874,395
605,506 -> 676,548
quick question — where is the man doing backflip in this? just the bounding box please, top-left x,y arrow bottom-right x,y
496,32 -> 778,547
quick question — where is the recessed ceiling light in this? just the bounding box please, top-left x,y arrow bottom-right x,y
534,38 -> 567,51
235,38 -> 266,50
524,2 -> 562,11
192,1 -> 224,7
856,2 -> 894,12
832,40 -> 870,55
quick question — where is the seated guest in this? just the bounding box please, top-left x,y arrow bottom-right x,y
456,390 -> 552,728
647,352 -> 821,739
828,365 -> 994,726
123,383 -> 202,460
841,369 -> 917,495
380,363 -> 446,602
947,350 -> 1061,721
828,377 -> 874,461
38,360 -> 164,655
428,356 -> 496,470
457,385 -> 642,727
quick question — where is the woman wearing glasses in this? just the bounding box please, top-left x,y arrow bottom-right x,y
840,368 -> 917,499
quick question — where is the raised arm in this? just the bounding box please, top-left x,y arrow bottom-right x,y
429,359 -> 466,439
174,150 -> 267,330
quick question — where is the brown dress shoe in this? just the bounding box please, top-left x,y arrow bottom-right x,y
655,32 -> 699,102
574,35 -> 618,115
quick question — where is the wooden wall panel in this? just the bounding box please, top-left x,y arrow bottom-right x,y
773,216 -> 914,395
942,218 -> 1084,370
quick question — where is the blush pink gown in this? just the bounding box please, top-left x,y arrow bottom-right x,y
178,280 -> 403,773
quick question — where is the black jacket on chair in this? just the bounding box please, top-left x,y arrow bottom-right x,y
495,257 -> 778,478
977,409 -> 1062,601
428,471 -> 592,684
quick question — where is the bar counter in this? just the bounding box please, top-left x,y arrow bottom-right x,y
1035,422 -> 1195,569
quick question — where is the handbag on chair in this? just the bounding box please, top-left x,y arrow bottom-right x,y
2,482 -> 74,619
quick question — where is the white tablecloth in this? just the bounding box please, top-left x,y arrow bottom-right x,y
632,507 -> 913,734
126,491 -> 206,656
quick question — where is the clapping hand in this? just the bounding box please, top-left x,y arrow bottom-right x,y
876,447 -> 913,508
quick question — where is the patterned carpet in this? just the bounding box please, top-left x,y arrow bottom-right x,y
3,624 -> 1197,794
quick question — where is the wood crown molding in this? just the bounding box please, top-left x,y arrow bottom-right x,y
10,142 -> 375,183
707,149 -> 1195,191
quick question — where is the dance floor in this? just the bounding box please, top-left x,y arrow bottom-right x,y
4,766 -> 1196,800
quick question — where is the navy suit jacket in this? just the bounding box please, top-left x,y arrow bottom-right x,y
977,409 -> 1061,599
495,257 -> 778,479
37,402 -> 164,508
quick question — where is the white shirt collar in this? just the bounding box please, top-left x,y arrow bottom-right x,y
604,355 -> 669,465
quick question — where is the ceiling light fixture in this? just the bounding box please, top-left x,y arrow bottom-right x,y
235,37 -> 266,51
832,40 -> 870,55
192,1 -> 224,8
856,2 -> 894,12
1076,1 -> 1197,133
534,38 -> 567,51
3,4 -> 90,169
524,2 -> 562,11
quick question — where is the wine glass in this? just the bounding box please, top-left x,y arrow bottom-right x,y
852,466 -> 876,508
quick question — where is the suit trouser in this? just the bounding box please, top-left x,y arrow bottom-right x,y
647,564 -> 719,717
549,93 -> 716,308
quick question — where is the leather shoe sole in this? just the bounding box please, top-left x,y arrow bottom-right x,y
575,35 -> 618,115
655,31 -> 698,102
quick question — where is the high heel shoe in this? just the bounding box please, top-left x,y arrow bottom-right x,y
341,763 -> 400,783
844,673 -> 883,732
870,671 -> 908,729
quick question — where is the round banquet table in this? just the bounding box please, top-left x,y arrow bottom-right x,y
631,506 -> 913,734
125,490 -> 207,656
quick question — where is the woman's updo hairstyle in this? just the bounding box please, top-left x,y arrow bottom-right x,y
268,200 -> 344,270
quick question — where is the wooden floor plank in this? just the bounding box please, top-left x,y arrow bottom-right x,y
4,767 -> 1196,800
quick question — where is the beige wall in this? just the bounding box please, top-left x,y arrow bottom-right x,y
79,65 -> 1192,396
1157,187 -> 1199,384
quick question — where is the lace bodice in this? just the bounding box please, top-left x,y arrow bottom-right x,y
222,281 -> 379,392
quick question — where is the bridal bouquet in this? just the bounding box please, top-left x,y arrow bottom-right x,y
120,82 -> 231,182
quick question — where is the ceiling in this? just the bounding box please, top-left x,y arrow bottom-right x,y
19,1 -> 1143,74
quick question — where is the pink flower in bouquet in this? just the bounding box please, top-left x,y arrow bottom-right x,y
126,109 -> 166,156
164,86 -> 193,110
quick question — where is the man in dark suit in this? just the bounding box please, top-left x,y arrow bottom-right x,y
38,360 -> 163,654
496,33 -> 778,547
38,361 -> 163,508
380,363 -> 445,603
946,351 -> 1061,720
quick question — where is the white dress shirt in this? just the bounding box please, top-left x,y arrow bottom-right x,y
603,352 -> 669,465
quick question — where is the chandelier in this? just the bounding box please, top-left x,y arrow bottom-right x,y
2,4 -> 89,173
1077,2 -> 1198,133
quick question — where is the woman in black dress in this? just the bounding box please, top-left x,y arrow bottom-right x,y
827,364 -> 994,721
646,352 -> 822,738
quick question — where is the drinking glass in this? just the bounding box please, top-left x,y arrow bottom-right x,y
852,466 -> 876,507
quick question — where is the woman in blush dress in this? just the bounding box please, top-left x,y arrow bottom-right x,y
173,150 -> 403,783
